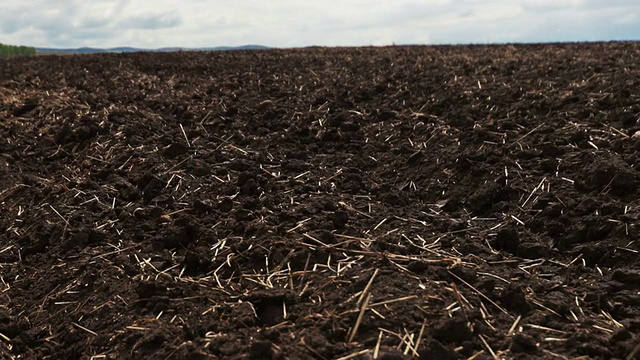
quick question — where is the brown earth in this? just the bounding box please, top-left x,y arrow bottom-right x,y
1,43 -> 640,359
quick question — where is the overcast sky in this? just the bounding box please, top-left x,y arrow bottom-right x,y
0,0 -> 639,48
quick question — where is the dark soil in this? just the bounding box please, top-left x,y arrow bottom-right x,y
1,42 -> 640,359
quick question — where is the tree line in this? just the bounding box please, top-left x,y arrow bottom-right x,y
0,43 -> 36,57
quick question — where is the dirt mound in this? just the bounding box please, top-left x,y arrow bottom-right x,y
1,42 -> 640,359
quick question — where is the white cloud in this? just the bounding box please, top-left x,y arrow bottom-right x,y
0,0 -> 638,48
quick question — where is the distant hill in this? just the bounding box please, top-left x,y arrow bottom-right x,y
35,45 -> 269,54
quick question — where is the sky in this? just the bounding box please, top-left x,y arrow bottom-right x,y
0,0 -> 639,49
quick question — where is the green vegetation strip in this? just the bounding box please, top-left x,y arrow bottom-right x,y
0,43 -> 36,57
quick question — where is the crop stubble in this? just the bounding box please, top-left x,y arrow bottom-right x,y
0,43 -> 640,359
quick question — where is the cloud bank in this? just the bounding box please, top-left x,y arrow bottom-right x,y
0,0 -> 638,48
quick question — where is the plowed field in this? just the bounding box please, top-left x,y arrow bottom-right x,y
1,43 -> 640,359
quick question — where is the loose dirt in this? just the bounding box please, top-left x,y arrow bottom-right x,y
1,43 -> 640,359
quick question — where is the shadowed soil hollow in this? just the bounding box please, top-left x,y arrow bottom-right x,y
1,43 -> 640,359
